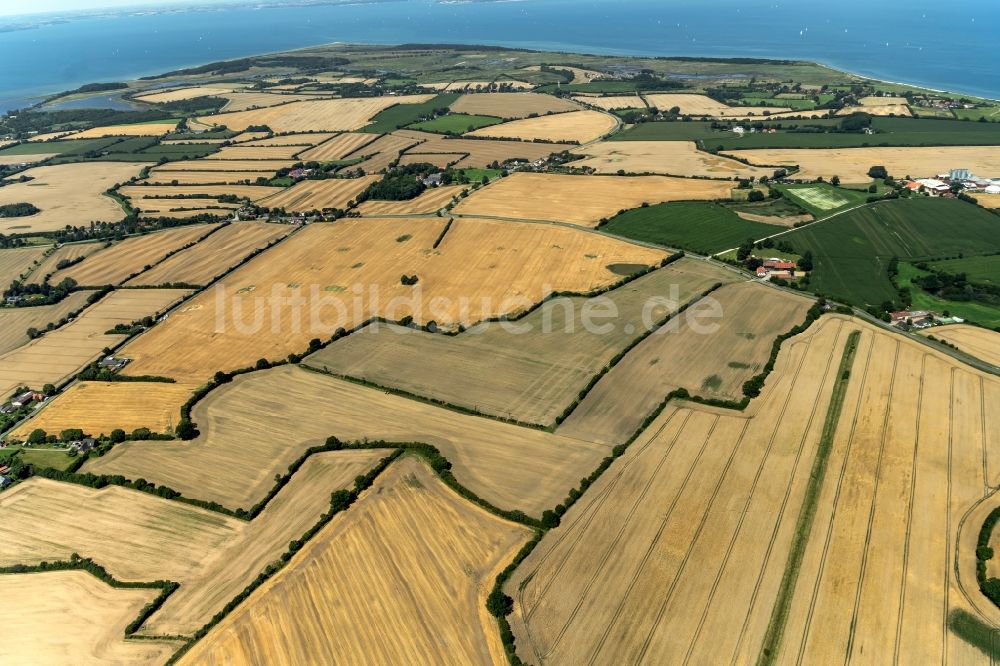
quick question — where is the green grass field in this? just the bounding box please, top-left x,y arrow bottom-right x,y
362,93 -> 461,134
953,107 -> 1000,122
909,106 -> 955,119
926,254 -> 1000,286
0,137 -> 121,157
897,262 -> 1000,327
0,447 -> 75,472
736,97 -> 817,110
612,117 -> 1000,148
786,198 -> 1000,307
601,201 -> 784,254
408,113 -> 501,134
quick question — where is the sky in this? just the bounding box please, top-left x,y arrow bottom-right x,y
0,0 -> 238,17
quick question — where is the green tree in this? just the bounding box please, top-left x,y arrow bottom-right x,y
27,428 -> 47,445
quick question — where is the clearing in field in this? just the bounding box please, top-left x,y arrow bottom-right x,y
67,122 -> 179,139
177,456 -> 532,666
510,314 -> 1000,665
11,381 -> 197,439
450,92 -> 581,119
0,246 -> 47,286
256,176 -> 378,212
784,185 -> 853,211
85,364 -> 609,515
305,259 -> 734,426
25,242 -> 104,285
558,282 -> 815,444
1,449 -> 386,638
52,224 -> 217,286
195,96 -> 434,133
572,95 -> 647,111
569,140 -> 772,178
0,288 -> 191,399
393,131 -> 574,168
922,324 -> 1000,367
355,184 -> 465,215
296,132 -> 379,161
465,110 -> 616,143
0,571 -> 179,666
125,222 -> 290,287
453,172 -> 733,227
722,146 -> 1000,182
0,291 -> 93,356
0,162 -> 148,234
117,217 -> 665,383
642,93 -> 791,117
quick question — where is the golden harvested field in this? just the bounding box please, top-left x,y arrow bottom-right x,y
393,130 -> 574,168
450,92 -> 581,119
922,324 -> 1000,367
466,110 -> 617,143
131,202 -> 236,219
141,170 -> 270,185
0,152 -> 56,165
53,224 -> 217,286
160,138 -> 226,145
210,144 -> 308,160
453,172 -> 733,227
257,176 -> 378,212
197,95 -> 434,133
242,132 -> 336,147
152,159 -> 296,172
297,132 -> 379,161
346,134 -> 420,173
0,571 -> 179,666
69,122 -> 179,139
722,146 -> 1000,182
837,103 -> 912,117
228,131 -> 271,143
25,242 -> 104,285
975,193 -> 1000,208
177,456 -> 532,666
0,290 -> 93,356
0,289 -> 191,399
509,314 -> 1000,665
10,381 -> 197,439
569,140 -> 773,178
558,282 -> 815,444
397,152 -> 465,168
642,93 -> 790,117
0,162 -> 148,234
523,64 -> 605,83
125,222 -> 290,287
87,364 -> 609,514
117,217 -> 665,383
1,449 -> 383,638
355,184 -> 464,215
0,246 -> 47,286
572,94 -> 647,110
218,92 -> 329,112
306,259 -> 734,425
135,85 -> 239,103
119,184 -> 279,202
27,130 -> 79,142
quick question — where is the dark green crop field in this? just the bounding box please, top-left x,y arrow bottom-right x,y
927,254 -> 1000,286
409,113 -> 501,134
362,93 -> 461,134
786,198 -> 1000,306
601,201 -> 784,254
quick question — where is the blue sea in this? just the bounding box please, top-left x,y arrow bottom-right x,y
1,0 -> 997,112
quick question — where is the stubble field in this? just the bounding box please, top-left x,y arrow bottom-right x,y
450,92 -> 581,119
923,324 -> 1000,367
256,176 -> 378,212
24,242 -> 104,285
53,224 -> 217,286
305,259 -> 733,426
0,288 -> 191,399
117,217 -> 664,382
83,364 -> 610,515
0,246 -> 47,286
355,184 -> 465,215
393,129 -> 575,168
0,290 -> 94,356
0,163 -> 148,234
572,95 -> 647,110
195,96 -> 434,133
10,381 -> 197,439
296,132 -> 379,161
453,173 -> 733,227
176,456 -> 532,666
466,110 -> 617,144
569,140 -> 773,178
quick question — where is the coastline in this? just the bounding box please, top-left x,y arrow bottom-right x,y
6,40 -> 997,115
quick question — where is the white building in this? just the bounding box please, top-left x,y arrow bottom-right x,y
916,178 -> 951,194
950,168 -> 972,181
986,184 -> 1000,195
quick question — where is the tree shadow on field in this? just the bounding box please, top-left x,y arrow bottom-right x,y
949,608 -> 1000,660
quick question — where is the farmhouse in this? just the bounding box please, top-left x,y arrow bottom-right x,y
915,178 -> 951,195
11,391 -> 41,408
98,356 -> 130,371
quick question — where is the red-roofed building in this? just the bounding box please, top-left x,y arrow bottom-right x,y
763,259 -> 797,271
